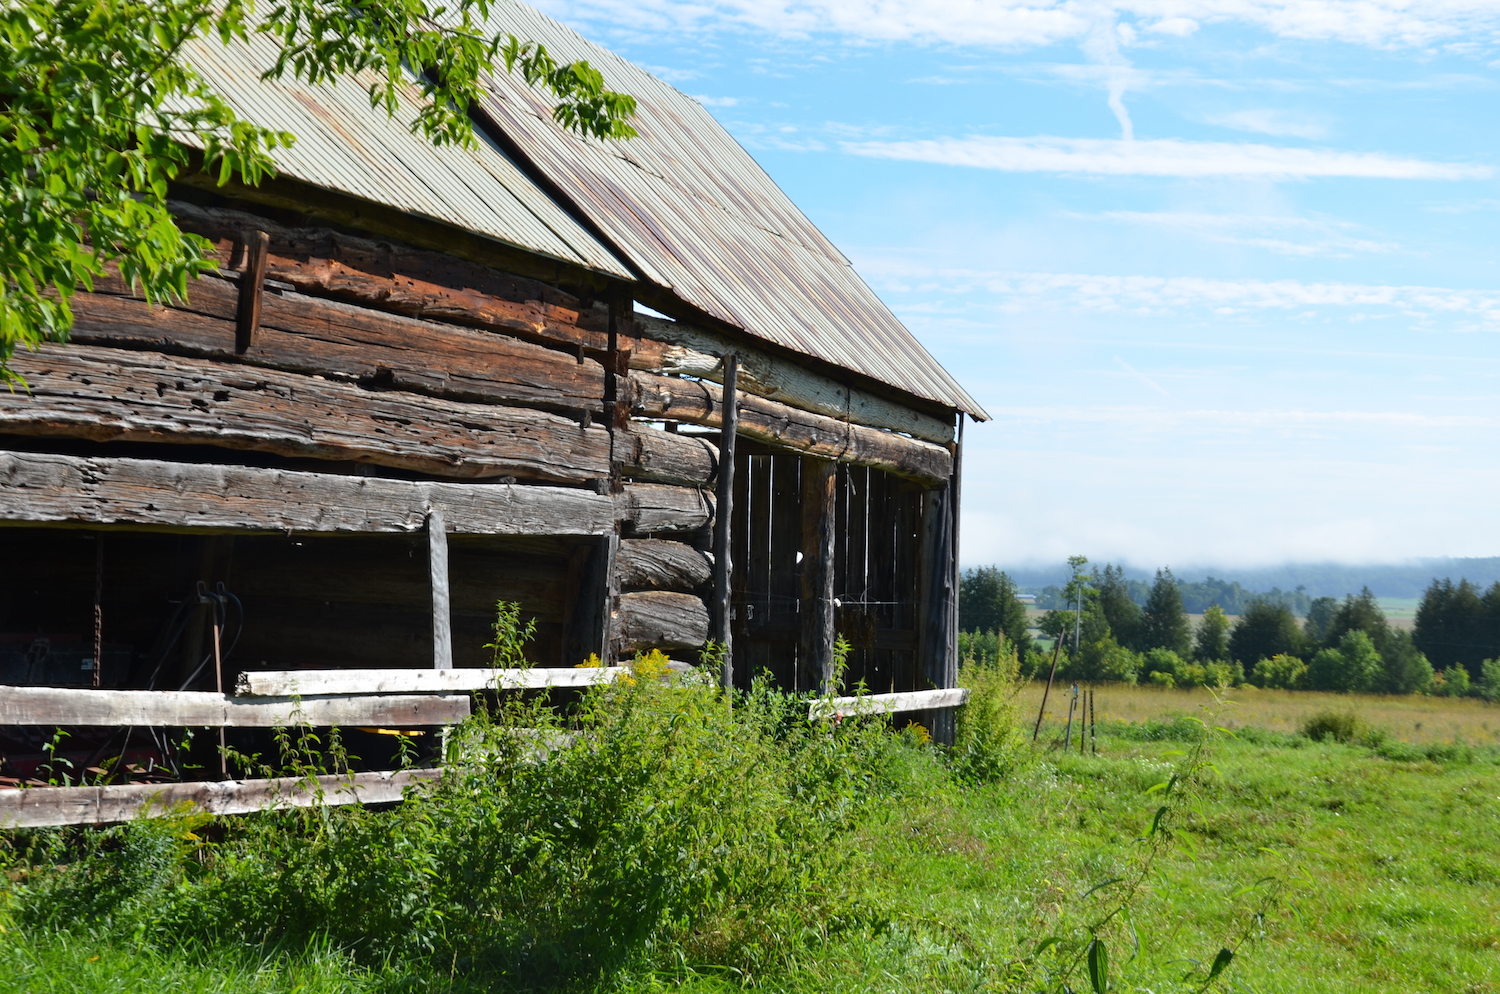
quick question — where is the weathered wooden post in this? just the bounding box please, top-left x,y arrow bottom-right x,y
713,354 -> 738,689
800,457 -> 837,692
428,509 -> 452,670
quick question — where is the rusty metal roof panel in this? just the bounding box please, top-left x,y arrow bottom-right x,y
475,0 -> 987,419
182,31 -> 632,279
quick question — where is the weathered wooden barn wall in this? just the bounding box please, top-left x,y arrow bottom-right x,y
0,188 -> 961,795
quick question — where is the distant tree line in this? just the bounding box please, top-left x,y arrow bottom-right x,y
1030,574 -> 1312,616
959,559 -> 1500,700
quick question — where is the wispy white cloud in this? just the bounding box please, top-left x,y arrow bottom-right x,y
1205,108 -> 1329,138
535,0 -> 1500,50
840,135 -> 1493,179
691,94 -> 741,106
1084,210 -> 1395,256
855,262 -> 1500,324
986,405 -> 1493,430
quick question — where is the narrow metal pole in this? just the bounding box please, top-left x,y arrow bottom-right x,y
1064,685 -> 1077,751
428,509 -> 452,670
712,355 -> 738,690
1032,634 -> 1065,741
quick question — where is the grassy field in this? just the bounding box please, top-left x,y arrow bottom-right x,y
3,684 -> 1498,994
1024,682 -> 1500,746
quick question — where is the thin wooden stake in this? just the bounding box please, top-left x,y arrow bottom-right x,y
1032,635 -> 1065,741
1064,684 -> 1077,751
1089,686 -> 1097,755
712,354 -> 738,690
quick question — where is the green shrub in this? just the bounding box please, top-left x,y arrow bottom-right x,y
1305,631 -> 1384,693
1477,658 -> 1500,702
1252,653 -> 1307,689
952,641 -> 1024,783
1301,709 -> 1370,744
1433,664 -> 1472,697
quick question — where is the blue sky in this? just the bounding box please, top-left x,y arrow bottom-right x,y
533,0 -> 1500,570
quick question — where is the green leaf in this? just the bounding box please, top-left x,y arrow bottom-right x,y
1086,937 -> 1108,994
1207,946 -> 1234,982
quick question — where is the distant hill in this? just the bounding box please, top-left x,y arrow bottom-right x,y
986,558 -> 1500,601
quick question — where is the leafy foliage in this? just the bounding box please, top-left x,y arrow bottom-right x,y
959,566 -> 1033,654
0,0 -> 636,382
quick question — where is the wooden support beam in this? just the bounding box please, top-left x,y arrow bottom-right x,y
70,275 -> 607,414
616,538 -> 712,592
917,479 -> 959,745
234,230 -> 270,353
616,591 -> 710,654
633,314 -> 956,444
712,355 -> 738,687
429,510 -> 452,670
807,687 -> 970,720
0,686 -> 471,727
3,344 -> 611,483
0,768 -> 443,829
236,667 -> 627,697
0,451 -> 618,536
632,371 -> 952,486
799,459 -> 837,693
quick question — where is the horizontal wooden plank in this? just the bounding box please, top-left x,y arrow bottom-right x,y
616,539 -> 712,592
0,685 -> 471,727
0,768 -> 443,828
0,450 -> 618,535
72,276 -> 608,414
618,483 -> 715,535
632,372 -> 951,486
169,201 -> 645,354
633,314 -> 955,445
3,344 -> 611,483
807,687 -> 971,719
614,591 -> 710,652
236,667 -> 627,697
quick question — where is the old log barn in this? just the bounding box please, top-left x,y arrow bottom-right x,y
0,0 -> 987,827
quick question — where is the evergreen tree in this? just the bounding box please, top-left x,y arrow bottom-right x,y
1194,605 -> 1230,662
1139,568 -> 1192,656
1414,578 -> 1500,678
959,567 -> 1033,654
1303,596 -> 1338,643
1228,601 -> 1303,666
1096,564 -> 1143,651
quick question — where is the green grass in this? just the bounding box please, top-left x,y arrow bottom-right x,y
4,692 -> 1499,993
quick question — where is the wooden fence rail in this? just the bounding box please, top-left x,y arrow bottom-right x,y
0,769 -> 443,829
0,686 -> 470,727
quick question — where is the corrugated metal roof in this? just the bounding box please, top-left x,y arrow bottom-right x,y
474,0 -> 988,419
182,31 -> 633,278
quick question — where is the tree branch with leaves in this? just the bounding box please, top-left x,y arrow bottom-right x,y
0,0 -> 637,383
